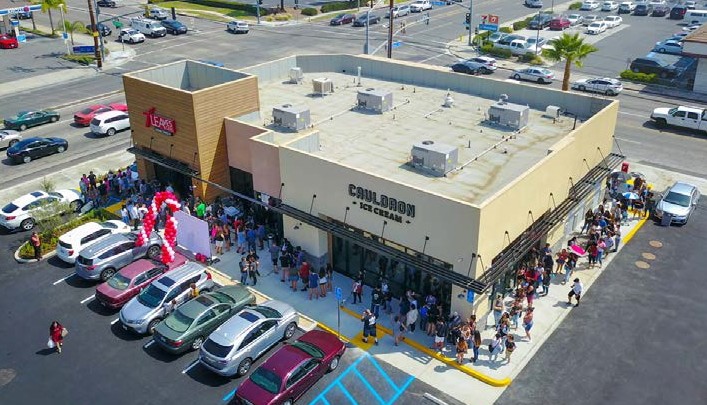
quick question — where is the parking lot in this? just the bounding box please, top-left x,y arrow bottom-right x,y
0,229 -> 462,405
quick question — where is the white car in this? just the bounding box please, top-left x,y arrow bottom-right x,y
56,220 -> 131,264
90,110 -> 131,136
525,0 -> 543,7
0,129 -> 22,149
511,67 -> 554,83
601,1 -> 619,11
603,15 -> 623,28
581,0 -> 600,10
227,20 -> 249,34
571,77 -> 623,95
410,0 -> 432,12
648,0 -> 665,6
118,28 -> 145,43
149,7 -> 169,20
618,1 -> 635,12
654,40 -> 684,55
683,24 -> 702,32
567,14 -> 584,25
684,1 -> 696,9
583,15 -> 601,25
586,21 -> 608,34
130,17 -> 167,38
466,56 -> 498,71
0,190 -> 84,231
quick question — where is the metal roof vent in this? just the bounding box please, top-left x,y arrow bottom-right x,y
443,91 -> 454,108
409,140 -> 458,177
273,104 -> 310,131
498,94 -> 509,104
357,88 -> 393,113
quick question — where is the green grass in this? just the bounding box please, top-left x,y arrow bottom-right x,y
158,1 -> 252,19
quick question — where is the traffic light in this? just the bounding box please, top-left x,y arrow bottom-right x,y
465,13 -> 470,24
474,27 -> 479,34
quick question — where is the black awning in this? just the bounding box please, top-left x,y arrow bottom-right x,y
478,153 -> 625,291
127,146 -> 200,177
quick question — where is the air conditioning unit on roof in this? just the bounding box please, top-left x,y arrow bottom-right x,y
312,78 -> 334,96
273,104 -> 310,131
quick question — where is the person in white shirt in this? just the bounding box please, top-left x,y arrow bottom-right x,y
568,278 -> 584,307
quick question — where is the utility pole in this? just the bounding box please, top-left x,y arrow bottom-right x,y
364,8 -> 371,54
256,0 -> 261,24
387,0 -> 393,58
467,0 -> 473,46
93,0 -> 105,65
87,0 -> 102,68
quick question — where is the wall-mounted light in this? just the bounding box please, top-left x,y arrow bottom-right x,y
422,236 -> 430,254
381,220 -> 388,239
343,206 -> 350,225
309,194 -> 317,215
149,136 -> 154,149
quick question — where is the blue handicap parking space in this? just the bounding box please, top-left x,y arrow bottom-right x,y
309,354 -> 414,405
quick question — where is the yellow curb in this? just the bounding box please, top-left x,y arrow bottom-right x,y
316,321 -> 351,344
338,304 -> 511,387
105,200 -> 123,215
622,217 -> 648,245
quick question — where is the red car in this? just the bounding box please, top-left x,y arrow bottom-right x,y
0,34 -> 19,49
95,253 -> 188,309
234,330 -> 346,405
73,103 -> 128,126
549,17 -> 571,30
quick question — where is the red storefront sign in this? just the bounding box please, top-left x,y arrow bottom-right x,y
143,107 -> 176,136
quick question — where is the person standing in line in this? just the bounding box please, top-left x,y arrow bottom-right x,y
525,283 -> 536,308
596,238 -> 606,267
214,227 -> 224,255
510,296 -> 523,329
432,319 -> 447,352
489,333 -> 502,362
455,336 -> 468,364
248,254 -> 259,286
279,249 -> 290,283
472,330 -> 482,363
256,223 -> 266,250
325,263 -> 334,292
269,241 -> 280,277
555,248 -> 569,274
120,205 -> 130,226
468,314 -> 477,336
419,303 -> 429,332
492,293 -> 504,328
460,322 -> 471,348
239,256 -> 249,285
288,254 -> 300,291
195,199 -> 206,219
613,224 -> 622,252
504,335 -> 516,363
406,303 -> 419,333
541,268 -> 552,297
298,261 -> 310,292
426,303 -> 439,336
30,231 -> 42,261
308,269 -> 320,300
523,307 -> 534,341
394,315 -> 406,346
361,309 -> 379,345
129,202 -> 140,231
370,285 -> 383,318
563,253 -> 577,285
236,226 -> 246,254
49,321 -> 65,354
351,278 -> 363,304
568,278 -> 583,307
318,268 -> 328,298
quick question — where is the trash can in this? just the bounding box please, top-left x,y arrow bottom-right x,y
660,213 -> 672,227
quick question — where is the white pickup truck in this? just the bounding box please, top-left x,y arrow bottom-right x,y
493,39 -> 540,56
650,105 -> 707,132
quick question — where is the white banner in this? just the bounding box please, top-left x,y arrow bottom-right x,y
175,210 -> 211,258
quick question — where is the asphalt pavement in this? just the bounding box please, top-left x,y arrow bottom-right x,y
496,201 -> 707,405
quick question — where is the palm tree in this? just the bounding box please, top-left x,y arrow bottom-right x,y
39,0 -> 67,35
63,20 -> 86,46
543,33 -> 598,91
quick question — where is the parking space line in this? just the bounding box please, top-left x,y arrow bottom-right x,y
143,340 -> 155,349
53,274 -> 74,285
80,294 -> 95,304
336,382 -> 359,405
352,368 -> 386,404
386,376 -> 415,405
110,318 -> 120,325
182,359 -> 199,374
367,355 -> 398,390
222,388 -> 237,402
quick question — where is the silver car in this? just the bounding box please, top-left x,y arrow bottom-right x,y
511,67 -> 555,83
199,300 -> 299,377
75,231 -> 163,281
655,182 -> 700,224
0,130 -> 22,149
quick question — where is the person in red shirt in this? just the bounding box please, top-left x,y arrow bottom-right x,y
49,321 -> 65,354
299,261 -> 310,292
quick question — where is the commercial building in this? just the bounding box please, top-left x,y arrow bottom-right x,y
0,0 -> 40,36
124,55 -> 622,316
683,25 -> 707,94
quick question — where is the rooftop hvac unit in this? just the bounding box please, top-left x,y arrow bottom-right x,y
289,67 -> 303,84
487,98 -> 529,130
410,140 -> 458,176
272,104 -> 310,132
312,78 -> 334,96
357,88 -> 393,113
544,105 -> 561,119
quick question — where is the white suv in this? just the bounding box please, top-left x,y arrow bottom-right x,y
90,110 -> 131,136
0,190 -> 84,231
227,20 -> 249,34
118,28 -> 145,44
410,0 -> 432,12
56,220 -> 131,263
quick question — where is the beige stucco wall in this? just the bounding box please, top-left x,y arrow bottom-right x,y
224,118 -> 268,172
250,135 -> 283,198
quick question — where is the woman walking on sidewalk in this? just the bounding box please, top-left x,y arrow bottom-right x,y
472,330 -> 481,363
318,268 -> 328,298
568,278 -> 584,307
523,307 -> 535,341
394,315 -> 407,346
351,279 -> 363,304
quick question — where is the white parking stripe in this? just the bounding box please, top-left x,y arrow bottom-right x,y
80,294 -> 95,304
110,318 -> 120,325
182,359 -> 199,374
53,274 -> 74,285
143,340 -> 155,349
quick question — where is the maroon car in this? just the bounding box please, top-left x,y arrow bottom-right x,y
234,330 -> 346,405
95,253 -> 188,309
549,17 -> 571,30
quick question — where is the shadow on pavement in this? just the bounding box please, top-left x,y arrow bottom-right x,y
142,341 -> 183,363
65,275 -> 96,289
184,363 -> 233,388
110,321 -> 144,342
86,299 -> 119,316
35,348 -> 56,356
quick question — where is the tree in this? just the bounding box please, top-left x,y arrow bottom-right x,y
543,33 -> 597,91
39,0 -> 67,35
63,20 -> 86,46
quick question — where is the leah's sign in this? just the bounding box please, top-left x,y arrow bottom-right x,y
348,183 -> 415,224
143,107 -> 176,136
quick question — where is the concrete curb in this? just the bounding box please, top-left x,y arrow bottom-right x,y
47,89 -> 125,111
14,242 -> 57,264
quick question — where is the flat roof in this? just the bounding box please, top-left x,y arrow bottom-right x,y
684,24 -> 707,45
252,72 -> 576,206
126,60 -> 250,92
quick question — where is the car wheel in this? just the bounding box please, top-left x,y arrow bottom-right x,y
191,336 -> 204,351
513,74 -> 521,80
605,89 -> 615,96
147,319 -> 160,335
237,357 -> 253,376
106,128 -> 116,136
537,77 -> 545,83
57,146 -> 65,153
50,116 -> 58,122
19,124 -> 27,131
147,245 -> 161,259
22,154 -> 31,164
129,38 -> 135,44
658,48 -> 665,53
654,118 -> 667,127
20,218 -> 35,231
578,85 -> 586,91
328,355 -> 340,372
8,139 -> 18,147
100,267 -> 116,282
69,200 -> 83,212
283,322 -> 297,340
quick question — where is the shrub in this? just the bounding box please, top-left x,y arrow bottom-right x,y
61,54 -> 95,66
499,26 -> 513,33
620,70 -> 657,83
568,1 -> 582,10
181,0 -> 270,16
518,53 -> 543,65
481,43 -> 512,59
274,13 -> 291,20
512,16 -> 533,31
320,1 -> 356,13
300,7 -> 318,16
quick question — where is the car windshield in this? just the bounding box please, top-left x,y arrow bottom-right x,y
2,203 -> 18,214
663,191 -> 691,207
251,306 -> 282,319
164,310 -> 194,333
137,284 -> 166,308
202,338 -> 233,358
107,273 -> 132,290
290,340 -> 324,359
248,368 -> 281,394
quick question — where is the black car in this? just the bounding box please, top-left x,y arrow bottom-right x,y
86,22 -> 112,37
6,137 -> 68,164
97,0 -> 117,7
629,57 -> 677,78
161,19 -> 187,35
634,4 -> 652,15
330,13 -> 355,25
451,63 -> 482,75
353,14 -> 380,27
528,14 -> 554,30
12,11 -> 32,19
652,5 -> 670,16
670,5 -> 687,19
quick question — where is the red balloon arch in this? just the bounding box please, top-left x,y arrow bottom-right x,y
135,191 -> 181,264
